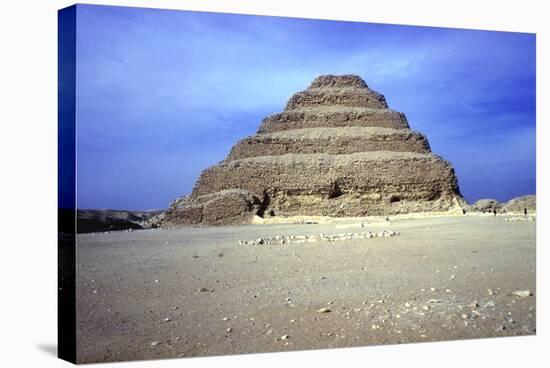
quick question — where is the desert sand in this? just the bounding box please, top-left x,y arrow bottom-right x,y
75,214 -> 536,363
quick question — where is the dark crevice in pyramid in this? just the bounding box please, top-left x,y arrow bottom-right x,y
162,75 -> 465,226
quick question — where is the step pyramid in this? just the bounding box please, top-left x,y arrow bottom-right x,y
162,75 -> 464,225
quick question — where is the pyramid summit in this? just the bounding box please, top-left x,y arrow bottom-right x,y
162,75 -> 465,226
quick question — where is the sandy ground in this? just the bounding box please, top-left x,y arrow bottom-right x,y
75,214 -> 536,363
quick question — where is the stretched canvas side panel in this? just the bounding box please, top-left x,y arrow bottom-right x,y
58,4 -> 77,364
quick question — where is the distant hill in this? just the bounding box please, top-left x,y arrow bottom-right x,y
74,209 -> 164,233
467,195 -> 535,214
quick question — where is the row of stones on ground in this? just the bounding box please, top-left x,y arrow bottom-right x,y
503,216 -> 536,222
238,230 -> 399,245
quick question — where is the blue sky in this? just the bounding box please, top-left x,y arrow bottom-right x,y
75,4 -> 536,210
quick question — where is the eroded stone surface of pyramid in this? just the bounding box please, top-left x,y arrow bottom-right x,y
162,75 -> 464,225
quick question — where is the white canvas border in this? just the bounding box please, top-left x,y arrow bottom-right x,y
0,1 -> 546,367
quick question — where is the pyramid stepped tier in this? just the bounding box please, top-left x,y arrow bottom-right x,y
257,107 -> 410,133
227,127 -> 430,161
309,74 -> 370,88
285,87 -> 388,110
191,153 -> 460,216
161,75 -> 464,226
285,74 -> 388,110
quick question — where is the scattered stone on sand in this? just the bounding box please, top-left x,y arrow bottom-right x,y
317,307 -> 332,313
76,213 -> 536,363
512,290 -> 532,298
